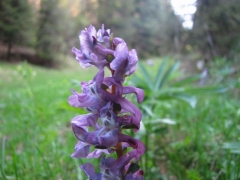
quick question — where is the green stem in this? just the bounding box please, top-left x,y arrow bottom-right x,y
145,126 -> 149,175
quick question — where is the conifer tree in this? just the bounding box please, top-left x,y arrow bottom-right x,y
36,0 -> 65,63
192,0 -> 240,58
0,0 -> 33,60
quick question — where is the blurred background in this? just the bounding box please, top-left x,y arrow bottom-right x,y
0,0 -> 240,64
0,0 -> 240,179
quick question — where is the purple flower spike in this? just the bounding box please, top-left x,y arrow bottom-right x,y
69,24 -> 145,179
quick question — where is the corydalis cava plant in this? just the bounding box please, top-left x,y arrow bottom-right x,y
69,24 -> 145,180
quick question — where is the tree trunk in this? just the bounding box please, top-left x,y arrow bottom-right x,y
7,37 -> 12,61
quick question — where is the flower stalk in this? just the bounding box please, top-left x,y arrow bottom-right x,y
69,24 -> 145,179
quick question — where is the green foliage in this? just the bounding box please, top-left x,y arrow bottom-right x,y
131,58 -> 227,109
206,57 -> 240,88
128,58 -> 238,179
191,0 -> 240,58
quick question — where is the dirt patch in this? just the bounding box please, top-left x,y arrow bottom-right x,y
0,43 -> 54,67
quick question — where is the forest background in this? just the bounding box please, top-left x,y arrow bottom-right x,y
1,0 -> 240,64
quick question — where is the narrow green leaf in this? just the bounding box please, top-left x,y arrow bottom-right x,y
159,61 -> 180,89
230,150 -> 240,154
154,58 -> 168,90
1,136 -> 7,180
184,86 -> 229,94
169,93 -> 197,108
36,146 -> 54,178
152,127 -> 169,134
156,87 -> 185,96
141,105 -> 154,117
156,89 -> 197,108
223,142 -> 240,154
138,61 -> 154,89
144,118 -> 176,125
223,142 -> 240,149
131,75 -> 150,90
171,74 -> 202,87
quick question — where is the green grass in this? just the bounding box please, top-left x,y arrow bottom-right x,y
0,58 -> 239,180
0,61 -> 98,180
153,94 -> 240,180
129,58 -> 240,180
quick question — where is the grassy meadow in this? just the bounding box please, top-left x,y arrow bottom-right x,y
0,58 -> 239,180
0,60 -> 99,180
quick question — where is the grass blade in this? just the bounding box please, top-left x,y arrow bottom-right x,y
131,75 -> 150,90
171,74 -> 202,87
159,61 -> 180,89
154,57 -> 168,91
138,61 -> 154,89
1,136 -> 7,180
184,86 -> 229,94
170,93 -> 197,108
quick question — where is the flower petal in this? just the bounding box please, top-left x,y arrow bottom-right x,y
86,149 -> 110,159
72,123 -> 89,141
123,86 -> 144,103
118,134 -> 145,160
80,163 -> 102,179
125,49 -> 138,76
103,91 -> 142,130
68,89 -> 101,108
110,42 -> 129,81
71,141 -> 91,158
72,47 -> 93,68
97,128 -> 119,147
79,25 -> 96,53
71,113 -> 99,127
103,77 -> 123,95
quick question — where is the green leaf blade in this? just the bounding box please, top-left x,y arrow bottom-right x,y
159,61 -> 180,89
154,57 -> 168,91
138,61 -> 154,89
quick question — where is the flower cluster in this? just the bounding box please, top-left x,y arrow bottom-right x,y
69,24 -> 145,179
